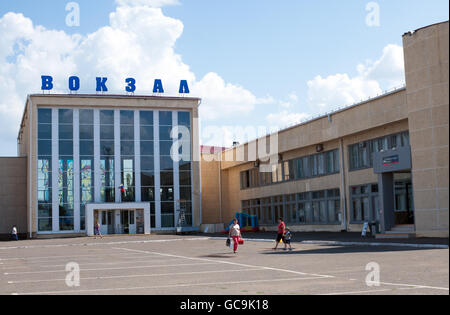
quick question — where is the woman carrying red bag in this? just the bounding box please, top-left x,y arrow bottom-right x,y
228,218 -> 242,254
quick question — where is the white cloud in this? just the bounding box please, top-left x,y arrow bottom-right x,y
0,2 -> 261,155
306,44 -> 405,113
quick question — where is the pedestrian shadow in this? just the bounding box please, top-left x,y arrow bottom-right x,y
199,253 -> 237,259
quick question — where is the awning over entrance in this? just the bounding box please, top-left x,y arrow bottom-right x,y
86,203 -> 151,236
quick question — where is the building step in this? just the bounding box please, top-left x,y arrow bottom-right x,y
389,225 -> 415,233
376,233 -> 416,239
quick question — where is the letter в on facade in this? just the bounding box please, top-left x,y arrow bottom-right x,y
41,76 -> 54,90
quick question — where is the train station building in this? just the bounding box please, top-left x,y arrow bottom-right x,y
0,21 -> 448,239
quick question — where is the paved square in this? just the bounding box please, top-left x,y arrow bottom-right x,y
0,235 -> 448,295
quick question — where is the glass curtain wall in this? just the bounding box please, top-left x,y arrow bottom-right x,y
140,111 -> 156,228
120,111 -> 135,202
159,111 -> 174,228
37,109 -> 52,232
178,111 -> 193,226
58,109 -> 74,231
100,110 -> 115,202
79,109 -> 94,230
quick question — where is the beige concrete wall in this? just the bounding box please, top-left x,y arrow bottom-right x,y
200,154 -> 222,224
0,157 -> 28,239
403,21 -> 449,237
221,89 -> 407,170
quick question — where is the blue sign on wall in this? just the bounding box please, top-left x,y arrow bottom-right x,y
40,76 -> 190,94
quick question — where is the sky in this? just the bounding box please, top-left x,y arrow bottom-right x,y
0,0 -> 448,156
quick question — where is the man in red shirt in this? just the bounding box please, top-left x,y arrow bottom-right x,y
273,218 -> 286,250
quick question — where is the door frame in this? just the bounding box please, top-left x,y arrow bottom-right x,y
86,203 -> 151,236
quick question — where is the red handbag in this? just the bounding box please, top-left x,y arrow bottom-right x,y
238,238 -> 244,245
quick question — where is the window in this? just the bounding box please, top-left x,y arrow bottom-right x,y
240,149 -> 340,190
350,184 -> 379,223
242,189 -> 340,226
349,132 -> 410,171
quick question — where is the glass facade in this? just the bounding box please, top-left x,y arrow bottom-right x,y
241,149 -> 340,189
37,109 -> 52,232
348,131 -> 410,171
58,109 -> 74,231
159,111 -> 174,228
242,189 -> 341,225
36,107 -> 193,233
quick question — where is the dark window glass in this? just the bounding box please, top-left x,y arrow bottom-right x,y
140,126 -> 154,140
79,109 -> 93,124
141,157 -> 154,171
141,172 -> 155,186
120,126 -> 134,140
59,109 -> 73,124
160,171 -> 174,186
100,110 -> 114,125
59,124 -> 73,140
80,140 -> 94,156
179,161 -> 191,171
141,142 -> 154,155
179,171 -> 191,186
159,126 -> 173,141
161,201 -> 174,213
180,186 -> 192,201
159,111 -> 172,126
120,110 -> 134,125
38,124 -> 52,140
178,112 -> 190,126
38,109 -> 52,124
80,125 -> 94,139
160,187 -> 174,201
100,125 -> 114,140
38,218 -> 52,231
100,141 -> 114,155
121,141 -> 134,155
160,156 -> 174,171
142,187 -> 155,202
59,140 -> 73,155
160,141 -> 173,156
140,111 -> 153,126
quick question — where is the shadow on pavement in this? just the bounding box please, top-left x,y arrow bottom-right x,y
260,244 -> 439,255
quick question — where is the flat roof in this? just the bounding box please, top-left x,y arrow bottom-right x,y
28,93 -> 201,102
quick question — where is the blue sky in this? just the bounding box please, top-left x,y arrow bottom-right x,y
0,0 -> 448,155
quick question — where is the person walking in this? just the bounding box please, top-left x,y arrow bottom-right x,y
11,226 -> 18,241
228,218 -> 242,254
94,221 -> 103,239
273,218 -> 286,250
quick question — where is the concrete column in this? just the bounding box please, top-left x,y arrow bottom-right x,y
378,173 -> 395,233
